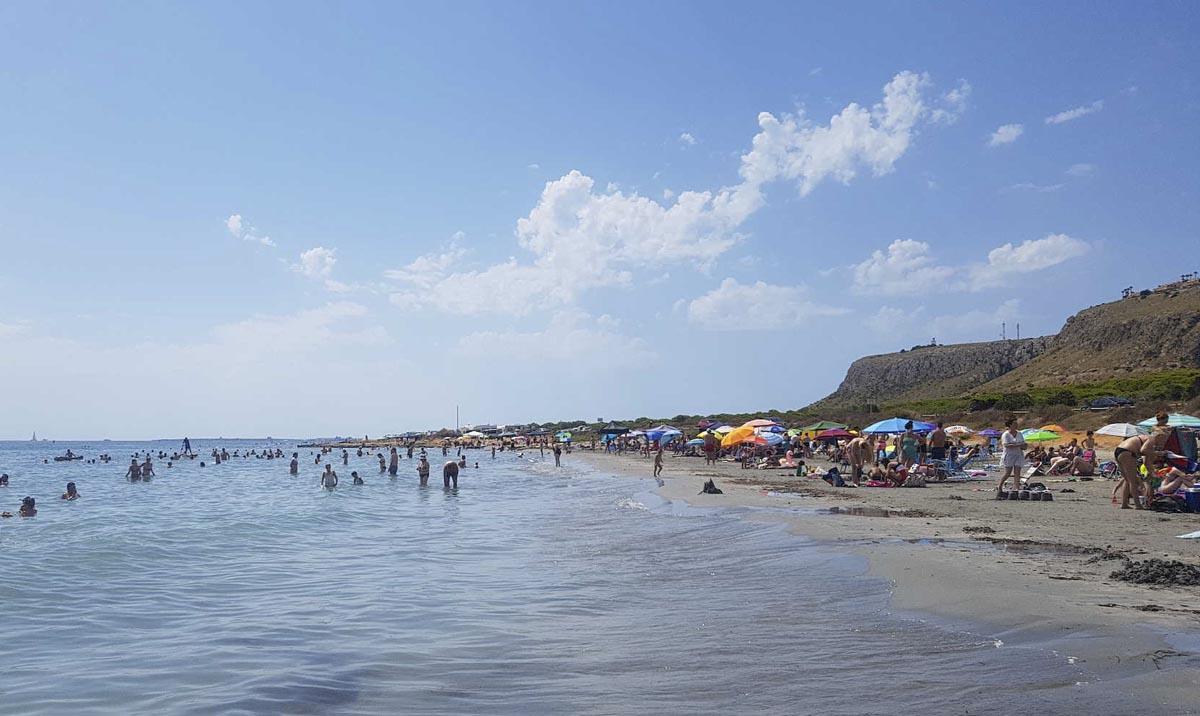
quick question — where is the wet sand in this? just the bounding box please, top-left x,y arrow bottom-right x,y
573,449 -> 1200,704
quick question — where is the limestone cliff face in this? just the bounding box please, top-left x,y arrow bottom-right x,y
812,280 -> 1200,407
816,338 -> 1051,408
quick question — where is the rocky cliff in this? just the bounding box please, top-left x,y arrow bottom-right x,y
814,337 -> 1051,409
980,280 -> 1200,391
812,279 -> 1200,408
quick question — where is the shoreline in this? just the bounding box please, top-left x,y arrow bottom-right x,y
571,449 -> 1200,700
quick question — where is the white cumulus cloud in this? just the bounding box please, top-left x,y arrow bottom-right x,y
686,278 -> 848,330
387,71 -> 957,316
851,239 -> 956,295
968,233 -> 1089,288
1045,100 -> 1103,125
293,246 -> 337,279
988,123 -> 1024,146
679,132 -> 697,146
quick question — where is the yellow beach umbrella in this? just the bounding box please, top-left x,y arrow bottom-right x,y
721,425 -> 756,448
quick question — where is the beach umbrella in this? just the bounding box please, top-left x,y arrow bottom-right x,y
721,425 -> 756,448
977,428 -> 1001,438
554,430 -> 572,441
1137,413 -> 1200,428
801,420 -> 848,432
713,425 -> 733,434
685,438 -> 705,447
599,422 -> 630,436
863,418 -> 935,434
1040,424 -> 1068,433
944,425 -> 973,436
816,428 -> 853,440
743,418 -> 780,428
1023,429 -> 1060,442
760,432 -> 784,446
760,424 -> 786,433
1094,423 -> 1149,438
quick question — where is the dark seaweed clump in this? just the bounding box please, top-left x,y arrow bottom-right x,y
1110,559 -> 1200,587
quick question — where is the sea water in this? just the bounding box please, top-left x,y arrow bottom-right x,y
0,440 -> 1167,714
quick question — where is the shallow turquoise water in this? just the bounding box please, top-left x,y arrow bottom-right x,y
0,440 -> 1172,714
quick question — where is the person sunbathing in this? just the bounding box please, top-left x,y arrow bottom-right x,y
1070,455 -> 1095,477
1157,467 -> 1195,495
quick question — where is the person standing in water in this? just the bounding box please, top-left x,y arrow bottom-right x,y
61,482 -> 79,500
553,444 -> 562,467
443,460 -> 459,489
182,437 -> 192,455
290,453 -> 299,475
321,464 -> 338,490
125,459 -> 142,482
378,453 -> 386,472
388,447 -> 399,477
342,450 -> 349,466
417,456 -> 430,486
351,471 -> 364,485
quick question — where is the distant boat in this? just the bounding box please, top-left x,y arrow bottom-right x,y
31,431 -> 38,442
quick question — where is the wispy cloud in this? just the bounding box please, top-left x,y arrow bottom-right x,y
1045,100 -> 1103,125
988,123 -> 1023,146
225,213 -> 275,247
678,131 -> 697,146
1066,163 -> 1095,177
1005,181 -> 1065,193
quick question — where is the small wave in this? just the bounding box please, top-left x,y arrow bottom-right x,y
616,498 -> 647,511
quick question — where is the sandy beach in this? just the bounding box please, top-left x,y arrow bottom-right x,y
573,447 -> 1200,695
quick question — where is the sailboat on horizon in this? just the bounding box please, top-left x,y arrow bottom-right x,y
31,431 -> 38,442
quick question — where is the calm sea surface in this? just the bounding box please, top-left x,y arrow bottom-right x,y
0,440 -> 1167,714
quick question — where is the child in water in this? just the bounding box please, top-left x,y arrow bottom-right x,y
61,482 -> 79,500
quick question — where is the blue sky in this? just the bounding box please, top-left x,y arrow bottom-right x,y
1,1 -> 1197,438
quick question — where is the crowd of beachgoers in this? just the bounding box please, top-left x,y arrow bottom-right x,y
0,439 -> 573,519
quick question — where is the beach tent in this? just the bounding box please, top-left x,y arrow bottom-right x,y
1137,414 -> 1200,428
945,425 -> 973,436
816,428 -> 854,440
1023,429 -> 1060,442
599,422 -> 630,436
462,430 -> 485,438
1094,423 -> 1149,438
801,420 -> 848,432
863,418 -> 935,434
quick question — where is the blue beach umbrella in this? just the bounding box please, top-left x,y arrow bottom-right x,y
863,418 -> 935,434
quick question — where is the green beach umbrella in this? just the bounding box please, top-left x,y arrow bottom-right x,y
1023,429 -> 1060,442
801,420 -> 848,432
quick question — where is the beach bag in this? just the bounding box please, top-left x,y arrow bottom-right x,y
1149,496 -> 1186,513
902,474 -> 926,488
700,479 -> 724,495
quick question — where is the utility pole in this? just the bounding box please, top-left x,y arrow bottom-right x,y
456,405 -> 459,433
1002,322 -> 1006,340
1016,323 -> 1020,339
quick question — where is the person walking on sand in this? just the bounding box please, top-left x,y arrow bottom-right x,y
443,460 -> 459,489
997,418 -> 1026,497
388,447 -> 399,477
321,464 -> 338,490
653,446 -> 664,478
846,431 -> 870,486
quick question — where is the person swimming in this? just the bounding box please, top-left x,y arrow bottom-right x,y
321,464 -> 338,490
0,473 -> 8,487
19,496 -> 36,517
62,482 -> 79,500
352,471 -> 364,485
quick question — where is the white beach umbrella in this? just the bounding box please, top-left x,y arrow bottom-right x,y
944,425 -> 973,436
1094,423 -> 1149,438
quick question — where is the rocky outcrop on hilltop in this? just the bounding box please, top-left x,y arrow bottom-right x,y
812,279 -> 1200,409
980,280 -> 1200,390
814,338 -> 1051,409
